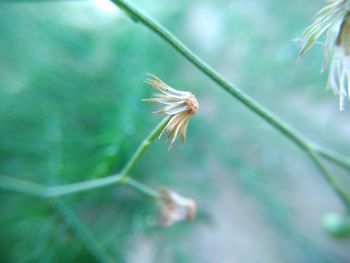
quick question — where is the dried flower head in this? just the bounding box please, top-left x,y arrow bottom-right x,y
158,188 -> 196,227
299,0 -> 347,60
299,0 -> 350,110
143,74 -> 199,149
328,12 -> 350,110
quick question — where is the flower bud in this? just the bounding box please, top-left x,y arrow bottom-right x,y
322,212 -> 350,238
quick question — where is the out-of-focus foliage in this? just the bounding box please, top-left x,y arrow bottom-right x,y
0,0 -> 350,262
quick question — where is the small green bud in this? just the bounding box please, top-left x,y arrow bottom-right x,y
322,213 -> 350,239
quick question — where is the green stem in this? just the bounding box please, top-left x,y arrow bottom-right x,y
111,0 -> 350,211
0,174 -> 120,198
48,174 -> 123,197
306,150 -> 350,212
0,175 -> 46,197
0,174 -> 157,199
313,145 -> 350,172
120,116 -> 169,180
124,177 -> 159,198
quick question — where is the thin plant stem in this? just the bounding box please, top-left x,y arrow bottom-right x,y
0,173 -> 157,263
110,0 -> 350,211
124,177 -> 159,198
0,174 -> 120,198
0,175 -> 46,197
120,116 -> 170,180
306,149 -> 350,211
313,145 -> 350,172
48,174 -> 123,197
0,174 -> 156,199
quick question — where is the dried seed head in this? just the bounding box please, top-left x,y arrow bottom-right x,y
328,12 -> 350,110
158,188 -> 196,227
299,1 -> 350,110
336,12 -> 350,53
299,0 -> 347,59
143,74 -> 199,149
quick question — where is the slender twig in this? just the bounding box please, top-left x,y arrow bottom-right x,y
48,174 -> 123,197
314,145 -> 350,172
110,0 -> 350,211
0,175 -> 46,197
120,116 -> 170,180
0,174 -> 157,199
306,149 -> 350,211
124,177 -> 159,198
0,174 -> 119,198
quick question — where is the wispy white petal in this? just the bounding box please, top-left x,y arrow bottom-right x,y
299,0 -> 347,57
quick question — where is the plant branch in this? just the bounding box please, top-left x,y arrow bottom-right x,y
0,174 -> 157,199
120,116 -> 170,180
0,174 -> 120,197
110,0 -> 350,211
49,174 -> 123,197
0,175 -> 46,197
313,145 -> 350,172
0,118 -> 169,198
124,177 -> 159,198
306,150 -> 350,212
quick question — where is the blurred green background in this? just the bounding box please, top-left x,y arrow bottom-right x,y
1,0 -> 350,262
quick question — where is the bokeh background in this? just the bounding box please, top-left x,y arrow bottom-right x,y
1,0 -> 350,262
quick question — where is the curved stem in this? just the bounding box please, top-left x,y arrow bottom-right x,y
111,0 -> 350,211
